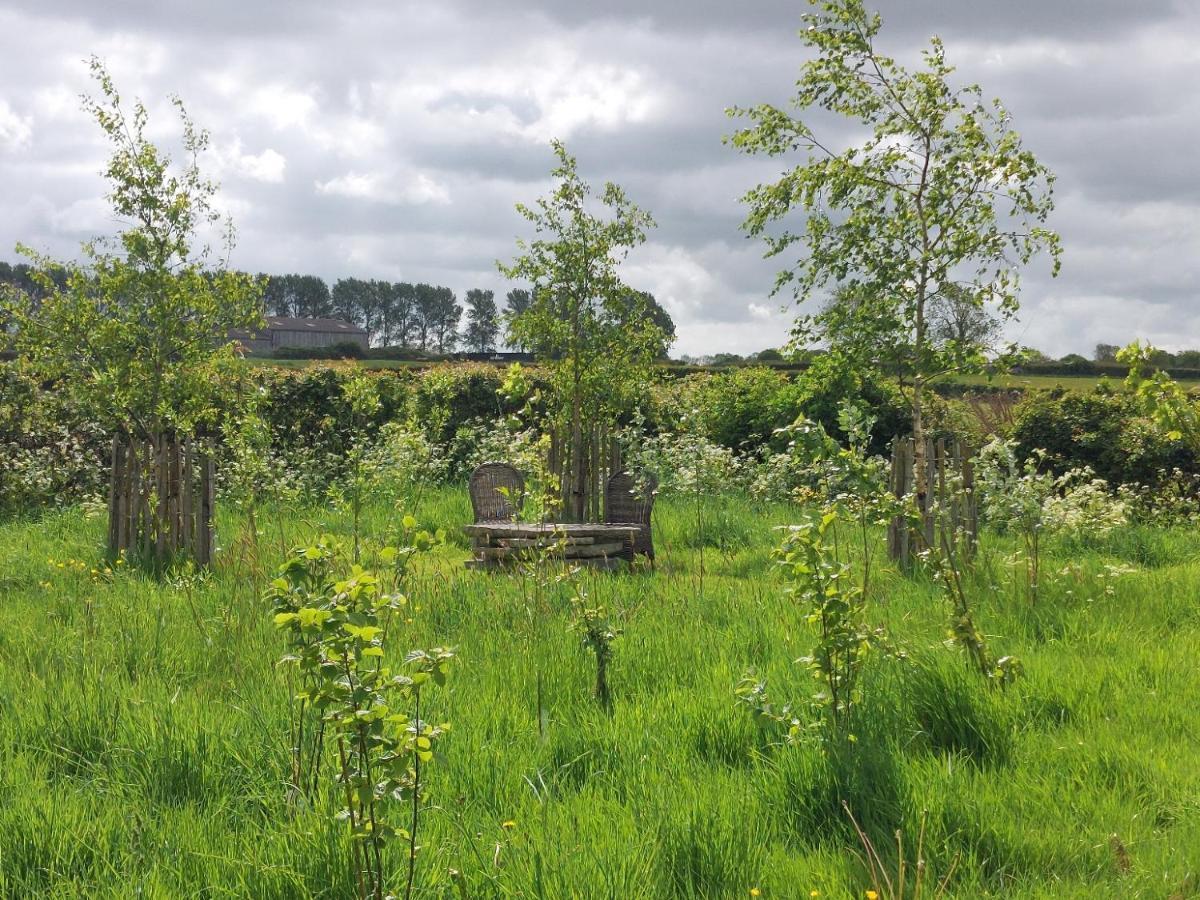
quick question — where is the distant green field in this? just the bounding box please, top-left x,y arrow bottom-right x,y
949,372 -> 1200,392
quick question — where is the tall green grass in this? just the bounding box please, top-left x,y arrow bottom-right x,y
0,490 -> 1197,897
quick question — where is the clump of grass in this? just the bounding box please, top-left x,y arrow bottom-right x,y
903,654 -> 1014,767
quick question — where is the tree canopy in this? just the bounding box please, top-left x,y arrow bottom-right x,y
499,140 -> 660,519
728,0 -> 1061,450
463,288 -> 500,353
2,58 -> 261,437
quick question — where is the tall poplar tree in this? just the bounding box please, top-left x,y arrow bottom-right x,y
463,288 -> 500,353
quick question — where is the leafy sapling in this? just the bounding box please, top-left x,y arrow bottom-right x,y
339,373 -> 382,564
568,587 -> 620,710
778,507 -> 875,740
269,530 -> 452,900
975,439 -> 1127,604
728,0 -> 1061,501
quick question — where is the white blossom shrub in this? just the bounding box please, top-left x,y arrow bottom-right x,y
976,438 -> 1128,542
365,421 -> 448,507
0,424 -> 108,518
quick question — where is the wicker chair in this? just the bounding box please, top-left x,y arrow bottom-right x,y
604,471 -> 657,562
468,462 -> 525,523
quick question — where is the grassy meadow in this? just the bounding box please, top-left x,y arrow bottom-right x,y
1,488 -> 1198,898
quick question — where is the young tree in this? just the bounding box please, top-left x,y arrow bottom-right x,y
499,140 -> 660,520
463,288 -> 500,353
728,0 -> 1061,485
3,58 -> 261,558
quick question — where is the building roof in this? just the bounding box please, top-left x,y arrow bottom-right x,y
262,317 -> 367,334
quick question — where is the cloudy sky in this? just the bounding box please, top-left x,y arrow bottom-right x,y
0,0 -> 1197,357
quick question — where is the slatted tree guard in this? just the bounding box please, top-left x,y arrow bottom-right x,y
107,431 -> 216,565
548,422 -> 623,523
887,436 -> 978,571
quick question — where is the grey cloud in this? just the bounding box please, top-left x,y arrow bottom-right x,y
1,0 -> 1198,356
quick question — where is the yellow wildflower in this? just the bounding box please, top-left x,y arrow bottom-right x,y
750,890 -> 761,898
502,820 -> 516,829
866,892 -> 878,900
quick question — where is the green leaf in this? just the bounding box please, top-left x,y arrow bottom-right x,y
343,623 -> 383,641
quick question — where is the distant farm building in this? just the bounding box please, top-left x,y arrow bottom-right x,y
232,317 -> 369,355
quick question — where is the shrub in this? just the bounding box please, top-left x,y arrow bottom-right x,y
692,366 -> 803,451
1010,388 -> 1195,487
408,365 -> 513,456
0,366 -> 110,518
793,355 -> 910,455
976,438 -> 1129,603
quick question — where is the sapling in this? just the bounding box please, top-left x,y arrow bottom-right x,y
270,537 -> 453,900
624,408 -> 741,597
927,530 -> 1021,688
505,462 -> 569,739
365,422 -> 446,517
220,367 -> 278,583
913,491 -> 1022,688
338,373 -> 382,564
780,507 -> 874,737
831,402 -> 893,601
568,586 -> 620,710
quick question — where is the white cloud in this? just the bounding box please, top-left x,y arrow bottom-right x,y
244,83 -> 319,131
0,99 -> 33,150
315,171 -> 377,199
239,147 -> 287,182
210,137 -> 287,183
314,170 -> 450,206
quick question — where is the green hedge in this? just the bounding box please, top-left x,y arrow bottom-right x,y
11,359 -> 1197,517
1010,387 -> 1195,486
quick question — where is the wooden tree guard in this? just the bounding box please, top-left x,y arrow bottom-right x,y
107,432 -> 216,565
887,436 -> 977,570
548,422 -> 622,523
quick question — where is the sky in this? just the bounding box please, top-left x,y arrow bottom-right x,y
0,0 -> 1197,358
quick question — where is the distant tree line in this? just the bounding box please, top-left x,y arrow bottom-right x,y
1093,342 -> 1200,369
0,261 -> 674,356
4,261 -> 1198,369
263,275 -> 673,355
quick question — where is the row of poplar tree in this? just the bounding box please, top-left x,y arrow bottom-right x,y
0,260 -> 527,354
0,260 -> 674,355
261,275 -> 520,353
260,275 -> 675,355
